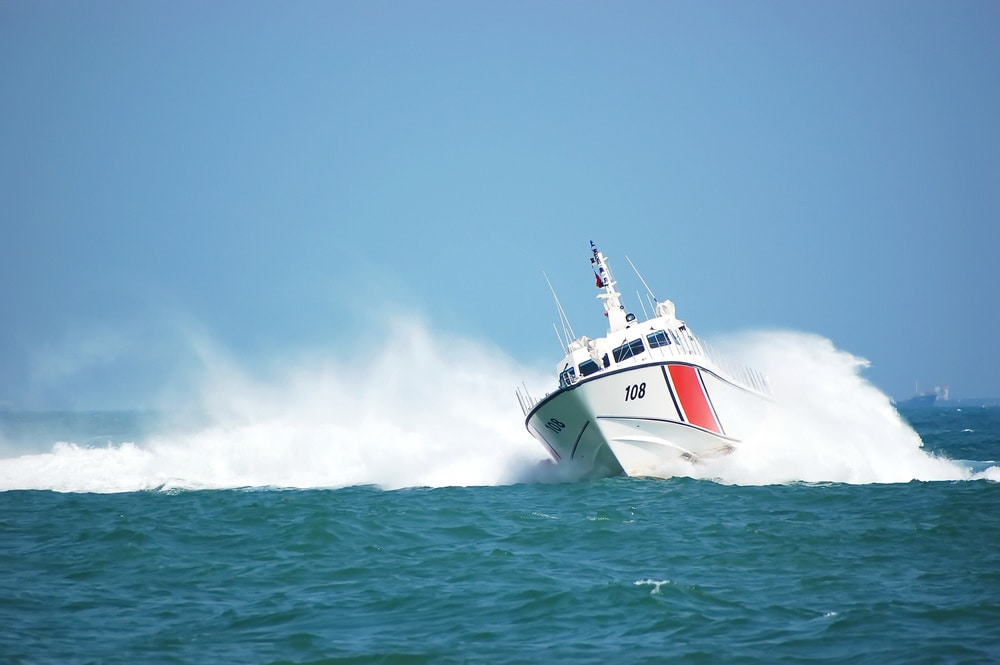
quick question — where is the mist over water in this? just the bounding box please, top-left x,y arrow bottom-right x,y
0,318 -> 550,493
697,331 -> 977,484
0,322 -> 992,493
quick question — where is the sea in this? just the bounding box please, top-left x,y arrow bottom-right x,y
1,331 -> 998,664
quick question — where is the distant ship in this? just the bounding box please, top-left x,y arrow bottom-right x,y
896,393 -> 937,408
895,383 -> 947,408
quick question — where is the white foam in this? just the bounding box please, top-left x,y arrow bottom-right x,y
0,316 -> 550,493
634,579 -> 671,594
0,324 -> 989,492
975,465 -> 1000,482
691,331 -> 971,484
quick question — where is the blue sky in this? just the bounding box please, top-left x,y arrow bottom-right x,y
1,0 -> 998,409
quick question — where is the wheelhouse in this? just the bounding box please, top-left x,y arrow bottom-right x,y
556,321 -> 702,389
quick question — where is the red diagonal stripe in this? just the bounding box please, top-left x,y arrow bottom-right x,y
668,364 -> 722,434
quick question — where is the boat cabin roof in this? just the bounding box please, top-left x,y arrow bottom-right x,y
558,318 -> 695,389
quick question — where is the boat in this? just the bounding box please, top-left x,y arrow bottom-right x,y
516,242 -> 773,479
896,393 -> 937,408
895,383 -> 944,408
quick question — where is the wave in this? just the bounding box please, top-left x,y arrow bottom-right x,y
690,331 -> 981,484
0,317 -> 550,493
0,321 -> 992,492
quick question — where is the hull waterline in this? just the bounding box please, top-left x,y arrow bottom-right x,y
526,360 -> 769,479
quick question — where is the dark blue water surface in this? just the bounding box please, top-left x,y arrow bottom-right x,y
1,407 -> 998,664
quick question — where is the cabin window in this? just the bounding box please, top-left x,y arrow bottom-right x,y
647,330 -> 671,348
613,338 -> 645,363
559,367 -> 577,389
579,359 -> 600,377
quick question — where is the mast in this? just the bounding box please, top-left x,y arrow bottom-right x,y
590,241 -> 629,332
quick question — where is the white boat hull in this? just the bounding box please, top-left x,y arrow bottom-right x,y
525,360 -> 768,479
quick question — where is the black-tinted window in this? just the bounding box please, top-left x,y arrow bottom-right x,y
647,330 -> 670,348
613,338 -> 645,363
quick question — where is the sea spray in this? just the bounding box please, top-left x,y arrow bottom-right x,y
0,324 -> 985,492
697,331 -> 968,484
0,317 -> 550,493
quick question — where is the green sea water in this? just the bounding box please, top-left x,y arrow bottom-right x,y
1,407 -> 998,663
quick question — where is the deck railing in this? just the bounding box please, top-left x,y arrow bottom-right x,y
516,385 -> 539,417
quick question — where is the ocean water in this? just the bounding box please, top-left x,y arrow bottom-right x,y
1,331 -> 999,663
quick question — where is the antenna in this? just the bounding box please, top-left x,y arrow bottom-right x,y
636,291 -> 649,319
626,255 -> 657,302
552,323 -> 565,353
544,272 -> 576,350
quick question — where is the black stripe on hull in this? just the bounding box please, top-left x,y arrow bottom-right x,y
570,420 -> 591,460
660,365 -> 683,422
